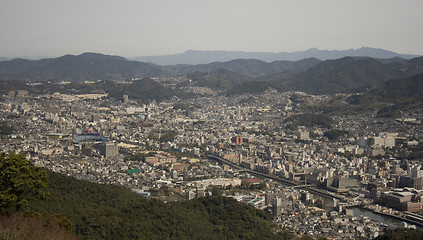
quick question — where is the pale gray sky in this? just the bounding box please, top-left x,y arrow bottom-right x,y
1,0 -> 422,58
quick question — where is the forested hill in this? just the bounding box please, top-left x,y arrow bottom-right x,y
27,171 -> 297,240
234,56 -> 423,95
186,68 -> 254,91
0,78 -> 178,104
268,57 -> 400,94
0,53 -> 165,81
163,58 -> 321,77
344,73 -> 423,117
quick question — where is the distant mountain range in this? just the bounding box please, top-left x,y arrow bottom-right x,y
132,47 -> 420,65
164,58 -> 321,78
268,57 -> 402,94
277,56 -> 423,94
215,56 -> 423,95
2,51 -> 423,99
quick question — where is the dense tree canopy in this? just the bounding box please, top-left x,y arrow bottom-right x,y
0,212 -> 78,240
0,122 -> 13,135
28,171 -> 299,240
284,113 -> 334,129
0,152 -> 48,213
374,228 -> 423,240
323,129 -> 349,141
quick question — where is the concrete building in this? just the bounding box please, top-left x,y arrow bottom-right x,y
380,189 -> 423,212
297,130 -> 310,140
98,142 -> 118,159
272,197 -> 282,217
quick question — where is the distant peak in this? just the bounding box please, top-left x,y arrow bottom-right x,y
305,48 -> 320,52
79,52 -> 103,56
77,52 -> 128,61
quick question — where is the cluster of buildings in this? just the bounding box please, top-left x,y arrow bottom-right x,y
1,82 -> 423,239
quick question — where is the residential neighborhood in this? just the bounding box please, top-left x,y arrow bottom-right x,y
1,84 -> 422,239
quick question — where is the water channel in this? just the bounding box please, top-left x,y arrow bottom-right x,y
211,157 -> 423,230
308,189 -> 423,230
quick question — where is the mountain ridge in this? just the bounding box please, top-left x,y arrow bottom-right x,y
233,56 -> 423,95
164,58 -> 321,78
0,52 -> 165,82
132,47 -> 420,65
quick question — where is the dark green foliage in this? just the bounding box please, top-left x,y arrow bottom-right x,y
173,103 -> 201,110
0,122 -> 14,135
107,78 -> 176,103
323,129 -> 349,141
124,152 -> 155,162
374,73 -> 423,103
0,79 -> 30,95
27,171 -> 288,240
289,93 -> 303,103
242,182 -> 267,191
0,212 -> 78,240
148,129 -> 178,143
185,196 -> 277,240
406,143 -> 423,160
376,105 -> 401,118
388,56 -> 423,77
209,186 -> 223,196
374,228 -> 423,240
226,69 -> 303,96
163,58 -> 320,78
227,80 -> 274,95
187,68 -> 253,91
0,153 -> 48,213
284,113 -> 334,129
347,73 -> 423,116
0,78 -> 178,104
348,73 -> 423,105
265,57 -> 400,94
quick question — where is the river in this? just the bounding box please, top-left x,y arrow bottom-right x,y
308,189 -> 423,230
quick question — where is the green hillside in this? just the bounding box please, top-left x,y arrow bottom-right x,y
374,228 -> 423,240
27,171 -> 294,240
274,57 -> 399,94
0,53 -> 165,82
388,56 -> 423,77
347,73 -> 423,117
0,78 -> 178,104
164,58 -> 321,77
186,68 -> 254,91
106,78 -> 177,103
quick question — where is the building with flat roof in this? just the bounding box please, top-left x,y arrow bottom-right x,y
190,178 -> 241,188
98,142 -> 118,159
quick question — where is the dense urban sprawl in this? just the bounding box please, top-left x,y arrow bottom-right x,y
1,83 -> 423,239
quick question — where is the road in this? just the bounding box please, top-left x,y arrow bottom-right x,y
207,154 -> 345,200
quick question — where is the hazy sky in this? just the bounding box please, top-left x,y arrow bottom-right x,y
1,0 -> 423,58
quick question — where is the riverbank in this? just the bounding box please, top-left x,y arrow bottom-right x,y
371,209 -> 423,228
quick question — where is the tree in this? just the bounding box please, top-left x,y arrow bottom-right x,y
0,122 -> 13,135
374,228 -> 423,240
0,212 -> 78,240
0,152 -> 48,213
323,129 -> 349,141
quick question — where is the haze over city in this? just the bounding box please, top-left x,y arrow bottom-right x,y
2,1 -> 423,239
1,0 -> 423,59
